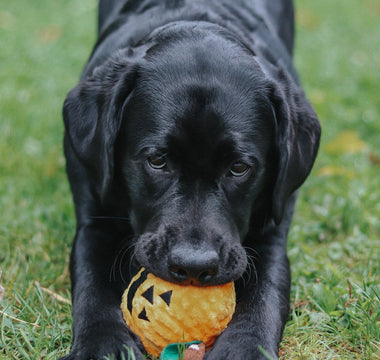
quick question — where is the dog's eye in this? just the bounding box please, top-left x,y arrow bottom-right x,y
147,155 -> 167,170
229,162 -> 250,177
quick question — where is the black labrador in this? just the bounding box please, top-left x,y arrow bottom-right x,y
61,0 -> 320,359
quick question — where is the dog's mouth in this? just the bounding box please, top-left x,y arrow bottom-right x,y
168,265 -> 218,287
134,230 -> 248,287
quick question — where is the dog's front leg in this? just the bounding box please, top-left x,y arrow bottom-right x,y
59,222 -> 144,360
205,197 -> 297,360
205,233 -> 290,360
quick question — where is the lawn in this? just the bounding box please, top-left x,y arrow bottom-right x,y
0,0 -> 379,359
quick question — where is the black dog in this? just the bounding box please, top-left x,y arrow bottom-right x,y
61,0 -> 320,359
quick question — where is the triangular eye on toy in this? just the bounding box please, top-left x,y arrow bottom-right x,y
159,290 -> 172,306
138,308 -> 150,322
121,268 -> 236,358
142,286 -> 154,304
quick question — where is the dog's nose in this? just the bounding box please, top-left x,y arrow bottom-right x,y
168,248 -> 219,286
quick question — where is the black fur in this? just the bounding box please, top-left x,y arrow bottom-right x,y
60,1 -> 320,359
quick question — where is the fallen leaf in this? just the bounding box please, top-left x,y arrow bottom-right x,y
345,298 -> 358,308
296,8 -> 320,30
325,130 -> 367,155
292,299 -> 310,309
367,0 -> 380,15
38,25 -> 62,43
310,89 -> 326,105
0,10 -> 15,30
317,165 -> 355,178
369,152 -> 380,167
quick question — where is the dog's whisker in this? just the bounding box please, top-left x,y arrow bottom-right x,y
120,243 -> 137,284
110,246 -> 123,282
110,243 -> 128,282
114,235 -> 142,285
128,242 -> 140,275
109,236 -> 139,283
242,246 -> 258,287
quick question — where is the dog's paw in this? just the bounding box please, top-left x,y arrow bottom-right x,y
57,326 -> 144,360
204,336 -> 279,360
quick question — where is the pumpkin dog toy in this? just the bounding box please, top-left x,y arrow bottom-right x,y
121,267 -> 235,358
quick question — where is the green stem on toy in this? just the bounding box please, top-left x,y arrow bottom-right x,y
160,341 -> 202,360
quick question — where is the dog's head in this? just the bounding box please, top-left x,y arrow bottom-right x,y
64,25 -> 320,285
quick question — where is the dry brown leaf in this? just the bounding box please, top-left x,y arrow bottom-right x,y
325,130 -> 367,155
317,165 -> 355,178
296,8 -> 320,30
38,25 -> 62,43
369,152 -> 380,167
310,89 -> 326,105
0,10 -> 15,30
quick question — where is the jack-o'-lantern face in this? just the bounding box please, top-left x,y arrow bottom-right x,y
121,268 -> 235,358
125,268 -> 173,323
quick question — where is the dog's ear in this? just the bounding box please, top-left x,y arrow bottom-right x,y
269,71 -> 321,225
63,52 -> 139,202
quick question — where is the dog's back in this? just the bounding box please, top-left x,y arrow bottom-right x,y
88,0 -> 295,77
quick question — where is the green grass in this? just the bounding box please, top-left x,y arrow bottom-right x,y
0,0 -> 379,359
280,1 -> 380,358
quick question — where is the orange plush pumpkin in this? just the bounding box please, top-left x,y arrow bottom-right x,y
121,268 -> 235,358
